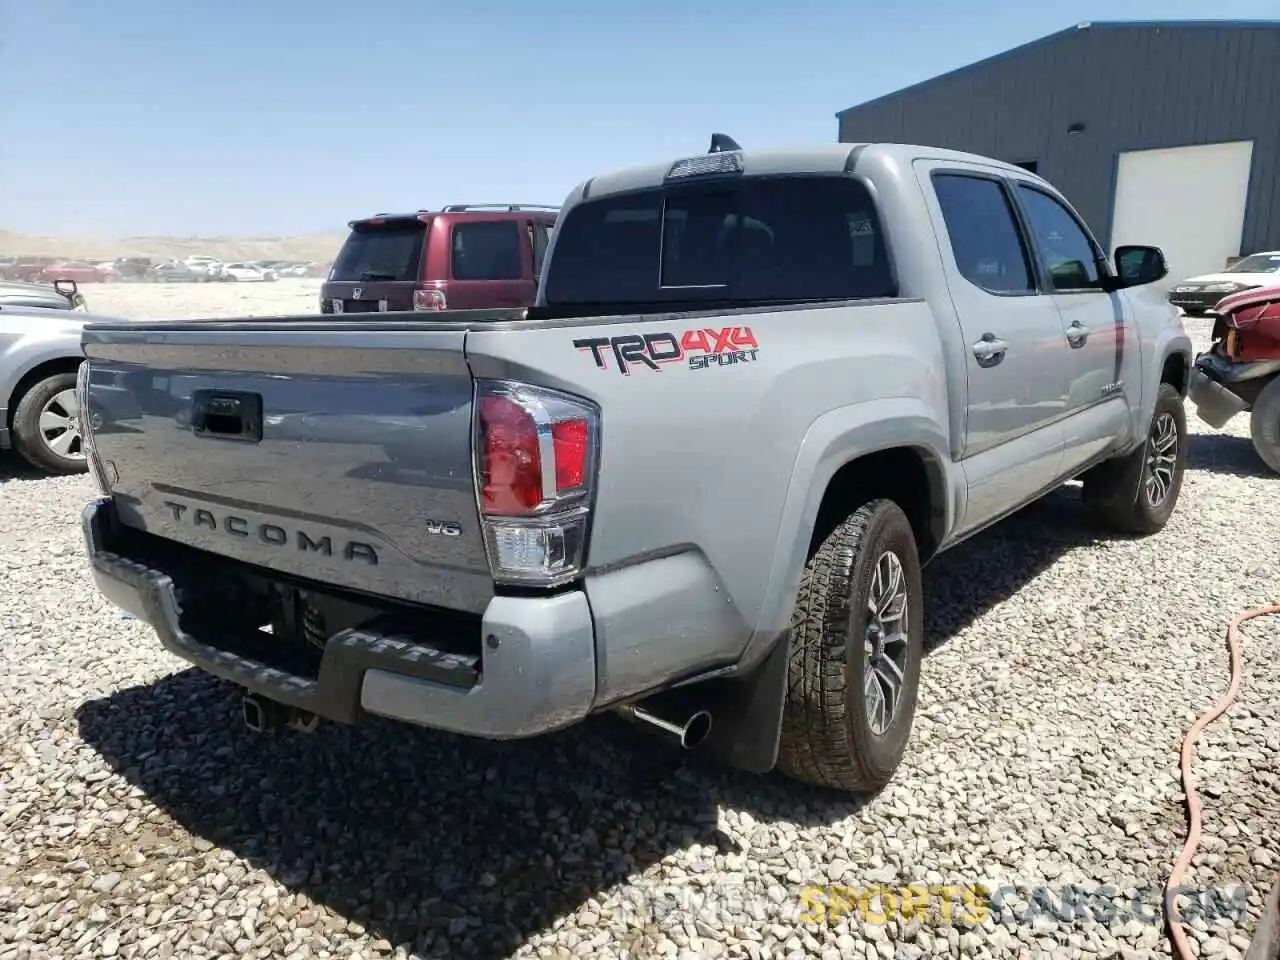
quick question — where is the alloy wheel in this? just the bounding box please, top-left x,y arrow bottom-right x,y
38,388 -> 86,461
863,550 -> 910,736
1144,411 -> 1178,508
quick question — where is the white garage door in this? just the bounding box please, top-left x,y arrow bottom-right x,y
1109,140 -> 1254,286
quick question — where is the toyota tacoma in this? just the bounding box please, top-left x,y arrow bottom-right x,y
77,137 -> 1192,793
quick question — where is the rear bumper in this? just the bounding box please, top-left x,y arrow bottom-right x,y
1168,291 -> 1224,314
82,496 -> 597,739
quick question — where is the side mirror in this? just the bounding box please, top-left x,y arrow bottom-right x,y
1112,245 -> 1168,288
54,278 -> 79,299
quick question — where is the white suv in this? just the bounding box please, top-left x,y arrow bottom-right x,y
182,256 -> 225,281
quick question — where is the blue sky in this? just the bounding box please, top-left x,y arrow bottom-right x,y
2,1 -> 1277,237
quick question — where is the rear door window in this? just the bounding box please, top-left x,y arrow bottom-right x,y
450,221 -> 524,281
542,175 -> 895,306
932,174 -> 1035,294
329,221 -> 426,282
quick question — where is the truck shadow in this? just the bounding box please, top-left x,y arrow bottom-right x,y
0,455 -> 49,483
76,681 -> 733,958
73,485 -> 1112,955
1186,432 -> 1274,479
920,483 -> 1104,653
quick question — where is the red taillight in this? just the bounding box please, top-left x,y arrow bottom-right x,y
479,395 -> 543,515
473,381 -> 599,586
552,418 -> 588,492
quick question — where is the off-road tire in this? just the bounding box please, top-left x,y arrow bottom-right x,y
1082,382 -> 1187,534
775,499 -> 924,794
1248,375 -> 1280,475
11,371 -> 88,475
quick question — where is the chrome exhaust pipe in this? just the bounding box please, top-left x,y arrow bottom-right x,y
242,692 -> 273,734
242,692 -> 319,735
623,703 -> 713,750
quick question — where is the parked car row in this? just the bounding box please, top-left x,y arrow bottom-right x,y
0,254 -> 327,284
147,257 -> 298,282
0,258 -> 115,284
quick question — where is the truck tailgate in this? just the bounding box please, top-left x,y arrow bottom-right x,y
82,320 -> 493,614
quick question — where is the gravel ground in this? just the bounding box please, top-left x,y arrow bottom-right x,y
77,277 -> 322,320
1,289 -> 1277,960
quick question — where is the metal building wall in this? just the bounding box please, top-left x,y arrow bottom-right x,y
836,22 -> 1280,253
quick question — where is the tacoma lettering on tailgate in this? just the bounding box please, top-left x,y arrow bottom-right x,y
161,500 -> 379,565
573,326 -> 760,376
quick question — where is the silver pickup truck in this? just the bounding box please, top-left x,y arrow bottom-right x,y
77,139 -> 1192,794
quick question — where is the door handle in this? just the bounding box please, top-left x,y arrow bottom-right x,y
190,390 -> 263,442
1066,321 -> 1089,348
972,333 -> 1008,367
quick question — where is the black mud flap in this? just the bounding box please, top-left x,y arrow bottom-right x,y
699,635 -> 790,774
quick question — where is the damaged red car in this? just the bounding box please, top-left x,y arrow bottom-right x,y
1187,284 -> 1280,473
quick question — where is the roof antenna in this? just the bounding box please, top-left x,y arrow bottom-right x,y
708,133 -> 742,154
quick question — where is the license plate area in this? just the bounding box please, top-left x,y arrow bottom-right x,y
342,299 -> 388,313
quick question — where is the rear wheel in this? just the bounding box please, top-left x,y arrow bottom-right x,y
776,499 -> 924,794
1082,382 -> 1187,534
1249,375 -> 1280,475
11,371 -> 89,475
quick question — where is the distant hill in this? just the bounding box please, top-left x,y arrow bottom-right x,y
0,229 -> 346,264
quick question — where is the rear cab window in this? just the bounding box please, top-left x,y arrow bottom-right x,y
330,219 -> 426,282
541,176 -> 895,309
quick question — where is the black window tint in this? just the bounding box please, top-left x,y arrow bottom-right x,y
451,221 -> 523,281
1015,185 -> 1102,291
544,200 -> 661,303
661,188 -> 735,288
542,176 -> 894,306
330,221 -> 425,282
932,174 -> 1034,294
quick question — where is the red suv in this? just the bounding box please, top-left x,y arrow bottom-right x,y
320,203 -> 558,314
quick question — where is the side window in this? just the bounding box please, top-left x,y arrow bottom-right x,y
530,221 -> 550,277
932,174 -> 1034,294
451,221 -> 523,281
1015,185 -> 1103,291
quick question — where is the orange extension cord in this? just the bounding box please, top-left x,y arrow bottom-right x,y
1165,602 -> 1280,960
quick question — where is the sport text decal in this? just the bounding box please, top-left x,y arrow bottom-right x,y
573,326 -> 759,376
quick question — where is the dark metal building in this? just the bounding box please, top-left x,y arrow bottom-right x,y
836,21 -> 1280,278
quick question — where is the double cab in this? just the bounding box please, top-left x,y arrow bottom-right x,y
79,138 -> 1191,795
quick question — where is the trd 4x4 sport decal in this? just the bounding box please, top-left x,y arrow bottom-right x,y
573,326 -> 759,376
